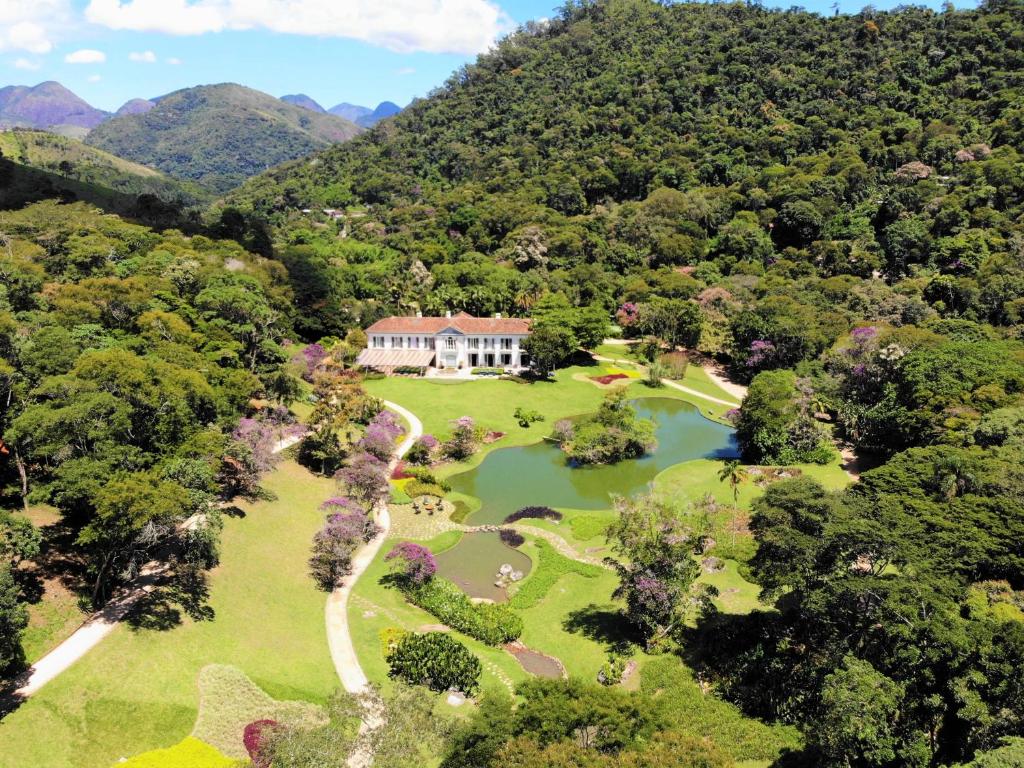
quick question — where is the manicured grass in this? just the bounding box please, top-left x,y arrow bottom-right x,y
0,461 -> 339,768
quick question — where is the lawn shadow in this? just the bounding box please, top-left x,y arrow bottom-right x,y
562,603 -> 639,654
126,568 -> 215,631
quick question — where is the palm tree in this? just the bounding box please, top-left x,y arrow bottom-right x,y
718,459 -> 749,546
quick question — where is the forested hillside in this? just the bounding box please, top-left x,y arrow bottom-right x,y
0,130 -> 210,208
0,201 -> 302,677
222,1 -> 1024,765
88,84 -> 363,194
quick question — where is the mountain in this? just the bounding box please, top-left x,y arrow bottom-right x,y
359,101 -> 401,127
328,101 -> 401,128
0,81 -> 109,131
85,83 -> 362,194
328,102 -> 373,123
0,129 -> 209,206
281,94 -> 326,113
115,98 -> 155,117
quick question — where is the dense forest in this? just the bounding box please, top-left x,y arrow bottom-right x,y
221,0 -> 1024,765
0,201 -> 302,677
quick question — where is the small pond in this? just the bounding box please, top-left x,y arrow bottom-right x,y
433,531 -> 533,603
434,398 -> 738,601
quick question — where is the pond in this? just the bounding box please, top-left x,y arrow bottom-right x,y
433,531 -> 533,603
434,398 -> 739,600
451,398 -> 739,525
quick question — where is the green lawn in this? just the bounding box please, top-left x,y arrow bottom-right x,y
0,461 -> 339,768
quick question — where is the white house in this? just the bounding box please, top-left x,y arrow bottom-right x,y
356,311 -> 532,374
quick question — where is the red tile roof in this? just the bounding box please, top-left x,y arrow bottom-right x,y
366,314 -> 531,335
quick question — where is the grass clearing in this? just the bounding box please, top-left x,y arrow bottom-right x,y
0,461 -> 338,768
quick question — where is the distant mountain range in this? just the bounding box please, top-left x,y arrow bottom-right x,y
0,82 -> 109,138
282,94 -> 402,127
0,81 -> 398,193
86,83 -> 363,194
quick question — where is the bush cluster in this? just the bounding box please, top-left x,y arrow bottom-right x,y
405,577 -> 522,645
386,632 -> 482,695
503,506 -> 562,523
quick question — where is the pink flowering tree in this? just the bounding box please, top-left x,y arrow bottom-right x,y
443,416 -> 481,460
385,542 -> 437,585
336,451 -> 390,509
308,512 -> 382,590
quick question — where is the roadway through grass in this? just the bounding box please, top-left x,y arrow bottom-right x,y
0,461 -> 337,768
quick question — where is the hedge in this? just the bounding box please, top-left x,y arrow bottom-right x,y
405,577 -> 522,645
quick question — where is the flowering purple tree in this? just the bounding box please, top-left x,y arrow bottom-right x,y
369,410 -> 405,441
385,542 -> 437,585
444,416 -> 481,460
308,512 -> 382,590
358,423 -> 397,462
746,339 -> 777,370
336,451 -> 390,509
607,494 -> 702,648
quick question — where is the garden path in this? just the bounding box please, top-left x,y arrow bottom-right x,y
5,433 -> 306,704
591,354 -> 742,409
323,400 -> 421,768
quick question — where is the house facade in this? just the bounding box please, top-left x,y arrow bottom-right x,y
356,312 -> 531,373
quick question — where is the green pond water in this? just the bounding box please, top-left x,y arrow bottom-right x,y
435,398 -> 738,600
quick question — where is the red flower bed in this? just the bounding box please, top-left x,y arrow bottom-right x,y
591,373 -> 629,385
391,462 -> 414,480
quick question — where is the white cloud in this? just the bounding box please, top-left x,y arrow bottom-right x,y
129,50 -> 157,62
13,58 -> 41,71
0,1 -> 70,54
88,74 -> 102,82
84,0 -> 513,55
166,57 -> 182,65
65,48 -> 106,64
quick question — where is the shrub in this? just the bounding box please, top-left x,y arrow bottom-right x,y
406,467 -> 451,490
243,720 -> 278,768
387,632 -> 482,695
379,626 -> 408,659
405,479 -> 447,499
504,506 -> 562,523
499,529 -> 525,548
385,542 -> 438,585
404,577 -> 522,645
513,407 -> 545,428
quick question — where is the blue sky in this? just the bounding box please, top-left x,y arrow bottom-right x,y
3,0 -> 976,113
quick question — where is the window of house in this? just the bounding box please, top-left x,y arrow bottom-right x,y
445,336 -> 456,350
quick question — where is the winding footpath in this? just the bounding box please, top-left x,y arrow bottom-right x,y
592,353 -> 743,409
4,433 -> 306,705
